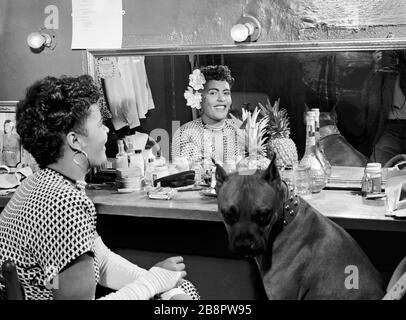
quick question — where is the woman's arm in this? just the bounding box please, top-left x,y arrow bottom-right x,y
95,235 -> 149,290
52,253 -> 96,300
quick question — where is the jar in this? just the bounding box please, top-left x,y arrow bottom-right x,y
173,156 -> 190,172
361,163 -> 382,195
223,159 -> 236,174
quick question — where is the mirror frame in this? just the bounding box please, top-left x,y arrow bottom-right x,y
86,38 -> 406,76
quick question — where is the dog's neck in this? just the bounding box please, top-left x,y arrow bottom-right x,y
254,181 -> 300,273
281,180 -> 299,226
320,124 -> 340,139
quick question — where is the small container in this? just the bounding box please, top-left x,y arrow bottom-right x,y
294,165 -> 312,198
223,159 -> 236,174
362,163 -> 382,196
191,159 -> 203,185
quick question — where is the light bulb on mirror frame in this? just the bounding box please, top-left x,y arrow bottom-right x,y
230,14 -> 261,43
27,29 -> 57,52
230,24 -> 249,42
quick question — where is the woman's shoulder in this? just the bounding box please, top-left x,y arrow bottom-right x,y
24,169 -> 91,205
176,119 -> 203,134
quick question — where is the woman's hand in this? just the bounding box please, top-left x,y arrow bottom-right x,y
155,256 -> 186,275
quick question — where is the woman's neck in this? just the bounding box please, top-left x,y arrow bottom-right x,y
47,157 -> 87,182
201,115 -> 225,128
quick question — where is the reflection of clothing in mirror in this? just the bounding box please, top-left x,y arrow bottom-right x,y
103,56 -> 155,131
0,132 -> 20,167
363,63 -> 406,165
172,118 -> 243,164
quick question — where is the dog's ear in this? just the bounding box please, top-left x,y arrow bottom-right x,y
261,153 -> 282,186
215,163 -> 228,193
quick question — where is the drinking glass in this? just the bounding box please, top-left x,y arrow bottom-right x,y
294,165 -> 312,198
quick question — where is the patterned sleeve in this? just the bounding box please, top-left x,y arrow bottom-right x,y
28,190 -> 96,285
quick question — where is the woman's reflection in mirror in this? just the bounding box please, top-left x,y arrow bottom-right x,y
172,65 -> 243,165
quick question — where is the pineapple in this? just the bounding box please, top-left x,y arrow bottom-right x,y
230,107 -> 270,170
258,99 -> 298,168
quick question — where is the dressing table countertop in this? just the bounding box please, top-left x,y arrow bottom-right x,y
1,183 -> 405,233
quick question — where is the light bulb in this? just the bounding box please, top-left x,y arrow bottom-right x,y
230,24 -> 249,42
27,32 -> 46,49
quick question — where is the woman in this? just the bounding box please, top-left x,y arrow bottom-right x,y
0,75 -> 198,300
0,120 -> 21,167
172,65 -> 243,165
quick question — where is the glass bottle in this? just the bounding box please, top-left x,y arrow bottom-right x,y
299,111 -> 327,193
115,139 -> 128,169
312,108 -> 332,178
144,158 -> 155,188
191,158 -> 203,186
202,157 -> 214,186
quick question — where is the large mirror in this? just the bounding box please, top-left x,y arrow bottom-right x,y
87,40 -> 406,168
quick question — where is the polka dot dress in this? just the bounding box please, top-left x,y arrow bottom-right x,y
0,168 -> 99,300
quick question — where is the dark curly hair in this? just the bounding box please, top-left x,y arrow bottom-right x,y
200,65 -> 235,87
16,75 -> 100,168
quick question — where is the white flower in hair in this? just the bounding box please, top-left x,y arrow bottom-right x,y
184,87 -> 202,109
184,69 -> 206,109
188,69 -> 206,90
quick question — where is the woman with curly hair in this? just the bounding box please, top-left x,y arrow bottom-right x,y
172,65 -> 243,166
0,75 -> 199,300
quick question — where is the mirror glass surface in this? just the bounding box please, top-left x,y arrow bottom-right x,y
90,47 -> 406,166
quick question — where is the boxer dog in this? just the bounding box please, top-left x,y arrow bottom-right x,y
214,155 -> 385,299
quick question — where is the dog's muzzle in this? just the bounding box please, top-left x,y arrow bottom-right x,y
230,232 -> 266,257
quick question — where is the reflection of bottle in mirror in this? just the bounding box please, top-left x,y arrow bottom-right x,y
311,108 -> 332,178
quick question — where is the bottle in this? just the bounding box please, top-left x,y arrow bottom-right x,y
311,108 -> 332,178
191,158 -> 203,186
130,149 -> 145,177
144,158 -> 155,188
202,157 -> 214,185
299,111 -> 327,193
143,146 -> 156,171
155,150 -> 166,166
115,140 -> 128,169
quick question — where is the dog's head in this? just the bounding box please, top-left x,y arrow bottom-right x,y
215,154 -> 286,257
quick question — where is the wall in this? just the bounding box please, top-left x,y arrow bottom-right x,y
2,0 -> 406,100
0,0 -> 83,101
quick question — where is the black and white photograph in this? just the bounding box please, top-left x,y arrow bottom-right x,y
1,0 -> 406,310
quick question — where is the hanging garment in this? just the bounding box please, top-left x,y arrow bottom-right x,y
102,56 -> 156,130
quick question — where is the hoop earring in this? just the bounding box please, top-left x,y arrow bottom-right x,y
73,150 -> 90,171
